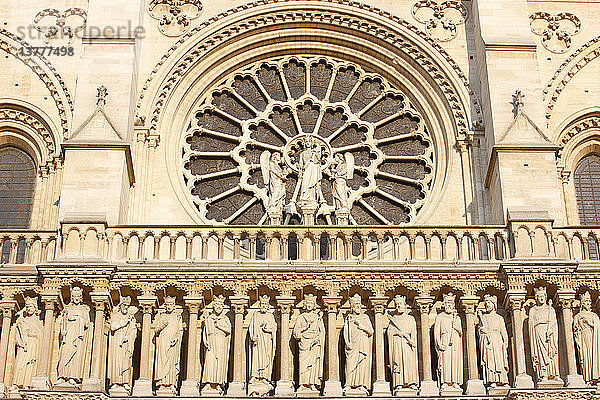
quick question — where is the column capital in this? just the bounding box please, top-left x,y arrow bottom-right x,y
275,296 -> 295,314
230,296 -> 249,314
90,292 -> 111,310
369,296 -> 389,314
414,295 -> 435,313
322,296 -> 342,313
0,300 -> 17,316
184,296 -> 204,313
138,295 -> 157,313
460,296 -> 480,315
504,291 -> 527,311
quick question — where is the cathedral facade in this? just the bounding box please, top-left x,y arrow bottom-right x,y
0,0 -> 599,399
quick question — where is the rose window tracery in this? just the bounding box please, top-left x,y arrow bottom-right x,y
182,56 -> 434,225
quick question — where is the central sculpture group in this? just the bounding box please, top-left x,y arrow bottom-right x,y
9,285 -> 600,396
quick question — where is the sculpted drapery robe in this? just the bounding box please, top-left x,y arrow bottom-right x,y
528,303 -> 559,380
13,313 -> 43,387
202,312 -> 232,385
434,311 -> 463,385
574,310 -> 600,382
267,158 -> 286,213
154,311 -> 184,387
387,313 -> 418,388
293,311 -> 325,387
343,313 -> 374,388
108,309 -> 138,386
332,162 -> 349,210
249,311 -> 277,382
298,147 -> 322,207
478,312 -> 509,385
57,303 -> 91,381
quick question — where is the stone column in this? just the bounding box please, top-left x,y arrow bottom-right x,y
31,294 -> 57,390
275,296 -> 295,396
133,295 -> 156,396
505,292 -> 534,388
370,297 -> 391,396
461,296 -> 486,395
323,296 -> 342,396
557,290 -> 585,387
0,298 -> 16,395
228,296 -> 249,396
82,293 -> 110,391
181,297 -> 203,396
415,296 -> 438,396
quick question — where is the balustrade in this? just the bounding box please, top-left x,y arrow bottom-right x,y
1,226 -> 600,264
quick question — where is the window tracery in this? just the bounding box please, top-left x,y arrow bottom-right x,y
182,56 -> 434,226
0,146 -> 36,229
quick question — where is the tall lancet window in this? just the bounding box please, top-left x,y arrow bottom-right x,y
574,154 -> 600,259
0,146 -> 36,229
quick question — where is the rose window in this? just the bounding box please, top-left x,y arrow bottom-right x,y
182,56 -> 433,225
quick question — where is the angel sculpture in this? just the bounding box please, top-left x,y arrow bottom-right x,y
330,153 -> 354,212
260,151 -> 289,223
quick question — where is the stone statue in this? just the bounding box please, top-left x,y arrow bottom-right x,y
434,292 -> 463,392
330,152 -> 354,212
477,294 -> 509,388
387,295 -> 418,394
343,293 -> 373,396
12,296 -> 43,389
201,295 -> 232,395
293,294 -> 325,394
153,296 -> 184,394
56,286 -> 91,388
528,286 -> 561,384
573,291 -> 600,383
108,296 -> 138,394
260,150 -> 289,223
298,136 -> 323,210
248,295 -> 277,396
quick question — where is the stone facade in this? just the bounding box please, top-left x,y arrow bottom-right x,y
0,0 -> 599,399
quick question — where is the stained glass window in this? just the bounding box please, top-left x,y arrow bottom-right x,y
0,146 -> 36,229
574,155 -> 600,259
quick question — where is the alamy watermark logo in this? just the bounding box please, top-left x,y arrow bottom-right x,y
15,8 -> 145,56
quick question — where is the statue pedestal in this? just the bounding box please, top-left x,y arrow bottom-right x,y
227,381 -> 246,396
108,386 -> 130,396
81,377 -> 103,392
201,384 -> 225,396
156,385 -> 177,396
488,385 -> 510,396
300,204 -> 317,225
30,375 -> 50,390
439,384 -> 463,396
566,373 -> 586,388
296,386 -> 320,397
274,380 -> 295,397
418,380 -> 439,396
53,380 -> 80,391
465,379 -> 486,395
132,378 -> 153,396
371,380 -> 391,396
536,377 -> 564,389
394,387 -> 418,397
335,209 -> 350,225
180,379 -> 200,396
514,373 -> 535,389
323,380 -> 343,397
343,386 -> 368,396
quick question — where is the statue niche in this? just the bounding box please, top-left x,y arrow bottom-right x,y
108,296 -> 138,396
476,294 -> 509,391
12,296 -> 43,390
153,296 -> 185,395
574,291 -> 600,384
201,295 -> 232,395
293,294 -> 325,395
433,292 -> 463,395
343,294 -> 373,396
55,286 -> 91,390
386,295 -> 418,395
247,295 -> 277,397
